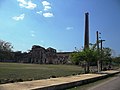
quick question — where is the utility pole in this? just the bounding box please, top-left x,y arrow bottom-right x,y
100,39 -> 105,71
96,31 -> 100,72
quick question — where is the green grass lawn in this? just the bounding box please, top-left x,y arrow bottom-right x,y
0,62 -> 84,83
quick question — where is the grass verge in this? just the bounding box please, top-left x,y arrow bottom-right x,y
0,62 -> 84,84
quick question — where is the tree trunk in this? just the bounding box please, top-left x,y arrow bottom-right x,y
84,61 -> 87,74
86,61 -> 90,73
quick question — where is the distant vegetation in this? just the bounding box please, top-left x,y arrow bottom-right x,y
70,43 -> 120,73
0,39 -> 14,61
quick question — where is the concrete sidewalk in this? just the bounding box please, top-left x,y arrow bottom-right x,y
0,70 -> 119,90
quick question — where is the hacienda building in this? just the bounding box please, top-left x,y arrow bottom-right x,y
13,45 -> 72,64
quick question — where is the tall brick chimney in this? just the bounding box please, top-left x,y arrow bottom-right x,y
84,12 -> 89,49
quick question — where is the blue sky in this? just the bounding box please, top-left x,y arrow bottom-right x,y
0,0 -> 120,55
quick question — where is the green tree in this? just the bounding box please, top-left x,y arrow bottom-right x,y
0,40 -> 13,60
70,48 -> 98,73
102,47 -> 112,68
112,56 -> 120,66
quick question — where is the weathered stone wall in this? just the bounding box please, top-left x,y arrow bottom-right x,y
13,45 -> 72,64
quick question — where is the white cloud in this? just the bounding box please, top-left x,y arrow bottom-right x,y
42,1 -> 51,6
31,34 -> 35,37
42,1 -> 52,11
12,14 -> 25,21
43,12 -> 54,17
30,30 -> 35,33
44,5 -> 51,11
41,40 -> 44,43
17,0 -> 37,10
36,1 -> 53,18
36,11 -> 43,14
26,1 -> 37,9
17,0 -> 26,4
30,30 -> 36,37
66,27 -> 74,30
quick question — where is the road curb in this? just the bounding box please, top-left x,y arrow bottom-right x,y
32,71 -> 120,90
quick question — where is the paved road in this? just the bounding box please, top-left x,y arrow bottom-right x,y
89,73 -> 120,90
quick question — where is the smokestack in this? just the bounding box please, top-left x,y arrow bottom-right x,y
84,12 -> 89,49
